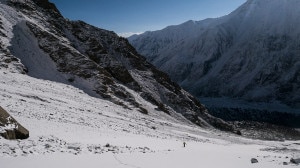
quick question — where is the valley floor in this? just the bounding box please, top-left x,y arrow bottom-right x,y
0,70 -> 299,168
2,141 -> 300,168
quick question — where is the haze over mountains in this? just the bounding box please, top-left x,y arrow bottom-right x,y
129,0 -> 300,116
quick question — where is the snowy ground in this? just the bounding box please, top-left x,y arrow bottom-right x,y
0,70 -> 300,168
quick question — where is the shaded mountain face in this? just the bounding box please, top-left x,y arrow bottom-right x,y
129,0 -> 300,113
0,0 -> 234,131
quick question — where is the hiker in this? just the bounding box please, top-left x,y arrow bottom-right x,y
183,142 -> 186,147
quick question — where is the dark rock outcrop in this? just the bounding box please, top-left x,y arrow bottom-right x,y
0,106 -> 29,140
251,158 -> 258,164
290,158 -> 300,165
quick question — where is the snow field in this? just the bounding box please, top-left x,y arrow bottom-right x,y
0,70 -> 299,167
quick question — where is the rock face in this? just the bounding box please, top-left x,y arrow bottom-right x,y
129,0 -> 300,114
0,0 -> 235,131
0,106 -> 29,139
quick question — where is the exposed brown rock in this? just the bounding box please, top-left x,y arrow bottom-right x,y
0,106 -> 29,140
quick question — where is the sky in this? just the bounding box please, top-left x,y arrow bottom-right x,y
50,0 -> 246,37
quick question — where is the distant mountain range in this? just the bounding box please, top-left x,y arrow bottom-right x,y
0,0 -> 234,132
129,0 -> 300,118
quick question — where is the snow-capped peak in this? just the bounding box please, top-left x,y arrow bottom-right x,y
129,0 -> 300,114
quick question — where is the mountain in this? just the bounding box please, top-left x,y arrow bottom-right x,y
1,1 -> 300,167
128,0 -> 300,119
0,0 -> 235,132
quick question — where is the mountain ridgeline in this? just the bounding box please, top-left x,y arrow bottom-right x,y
129,0 -> 300,126
0,0 -> 236,132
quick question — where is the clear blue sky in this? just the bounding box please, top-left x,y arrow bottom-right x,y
50,0 -> 246,37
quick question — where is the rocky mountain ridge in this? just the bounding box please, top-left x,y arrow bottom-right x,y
0,0 -> 234,131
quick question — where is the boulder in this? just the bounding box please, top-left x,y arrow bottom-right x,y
0,106 -> 29,139
290,158 -> 300,164
251,158 -> 258,164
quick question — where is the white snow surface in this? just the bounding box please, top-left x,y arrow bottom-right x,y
0,70 -> 299,168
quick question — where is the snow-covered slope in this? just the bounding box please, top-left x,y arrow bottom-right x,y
0,0 -> 235,131
1,1 -> 300,167
1,67 -> 300,168
129,0 -> 300,115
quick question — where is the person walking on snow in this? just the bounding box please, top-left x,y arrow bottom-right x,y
183,142 -> 186,147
